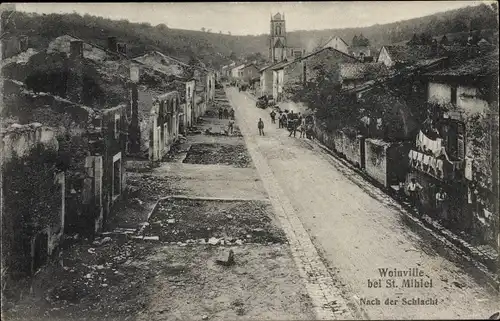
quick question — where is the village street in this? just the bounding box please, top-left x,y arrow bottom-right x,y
225,87 -> 500,320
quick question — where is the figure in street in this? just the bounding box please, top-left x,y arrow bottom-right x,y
228,120 -> 234,135
218,106 -> 223,119
270,110 -> 276,124
288,119 -> 297,137
258,118 -> 265,136
407,178 -> 424,215
223,107 -> 229,119
280,113 -> 287,129
435,187 -> 448,222
229,108 -> 235,120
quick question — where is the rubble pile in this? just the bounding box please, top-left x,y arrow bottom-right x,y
183,143 -> 252,167
142,198 -> 287,245
127,175 -> 185,201
5,238 -> 156,320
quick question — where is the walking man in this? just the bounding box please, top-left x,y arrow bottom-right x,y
228,120 -> 234,135
258,118 -> 265,136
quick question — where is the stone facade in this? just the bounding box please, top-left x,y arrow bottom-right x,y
1,124 -> 65,275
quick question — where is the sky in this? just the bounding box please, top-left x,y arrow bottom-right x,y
13,1 -> 491,36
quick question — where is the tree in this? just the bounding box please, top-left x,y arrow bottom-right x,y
357,34 -> 370,46
407,33 -> 421,45
439,35 -> 449,45
352,35 -> 359,47
419,33 -> 433,45
155,23 -> 168,31
286,63 -> 361,132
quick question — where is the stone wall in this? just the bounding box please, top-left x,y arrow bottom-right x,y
1,123 -> 65,275
364,138 -> 390,187
1,123 -> 59,163
313,125 -> 365,169
342,132 -> 365,168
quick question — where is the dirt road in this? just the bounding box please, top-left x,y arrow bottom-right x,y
226,87 -> 499,320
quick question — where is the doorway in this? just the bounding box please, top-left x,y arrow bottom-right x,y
32,232 -> 48,274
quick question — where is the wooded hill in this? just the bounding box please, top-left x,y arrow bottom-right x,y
2,3 -> 498,67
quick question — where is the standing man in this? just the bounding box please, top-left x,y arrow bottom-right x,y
223,107 -> 229,119
281,113 -> 287,129
258,118 -> 265,136
218,106 -> 223,120
288,119 -> 297,137
407,178 -> 424,215
270,110 -> 276,124
230,108 -> 235,120
228,120 -> 234,135
435,187 -> 448,222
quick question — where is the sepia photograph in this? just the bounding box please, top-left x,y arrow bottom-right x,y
0,1 -> 499,320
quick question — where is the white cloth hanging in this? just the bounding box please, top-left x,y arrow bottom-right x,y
465,157 -> 473,180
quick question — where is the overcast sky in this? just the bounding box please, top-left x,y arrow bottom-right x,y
14,1 -> 490,36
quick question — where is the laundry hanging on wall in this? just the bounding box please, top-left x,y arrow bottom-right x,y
416,130 -> 443,156
464,157 -> 473,180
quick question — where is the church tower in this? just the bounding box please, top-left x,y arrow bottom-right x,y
269,12 -> 287,63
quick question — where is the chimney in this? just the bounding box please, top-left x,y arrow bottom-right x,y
107,36 -> 118,52
128,64 -> 140,153
70,40 -> 84,59
117,43 -> 127,55
67,41 -> 85,103
19,35 -> 29,52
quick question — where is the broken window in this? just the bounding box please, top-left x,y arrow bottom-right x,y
164,123 -> 168,144
112,154 -> 121,198
445,120 -> 466,160
114,113 -> 120,140
451,86 -> 457,105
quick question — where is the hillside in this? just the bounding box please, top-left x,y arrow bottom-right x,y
2,3 -> 498,68
1,11 -> 241,68
236,2 -> 499,54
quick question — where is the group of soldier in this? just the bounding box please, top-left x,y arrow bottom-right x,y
268,109 -> 310,138
218,106 -> 235,120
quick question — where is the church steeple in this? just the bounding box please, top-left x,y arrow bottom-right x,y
269,12 -> 287,63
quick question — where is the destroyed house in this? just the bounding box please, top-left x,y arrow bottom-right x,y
3,34 -> 133,236
140,91 -> 182,161
339,62 -> 390,90
1,122 -> 64,276
2,77 -> 127,270
405,51 -> 499,243
132,51 -> 202,150
271,46 -> 358,101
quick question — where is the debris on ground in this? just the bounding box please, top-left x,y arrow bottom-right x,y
183,143 -> 252,167
143,198 -> 286,244
215,249 -> 235,267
